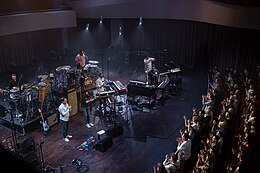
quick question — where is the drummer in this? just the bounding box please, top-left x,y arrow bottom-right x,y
75,48 -> 88,69
9,73 -> 20,90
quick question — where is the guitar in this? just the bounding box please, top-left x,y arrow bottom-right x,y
86,98 -> 95,104
38,109 -> 50,132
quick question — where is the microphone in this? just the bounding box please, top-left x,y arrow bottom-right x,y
165,64 -> 171,68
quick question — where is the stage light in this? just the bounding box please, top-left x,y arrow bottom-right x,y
100,16 -> 103,24
119,26 -> 122,35
139,17 -> 142,26
86,23 -> 89,30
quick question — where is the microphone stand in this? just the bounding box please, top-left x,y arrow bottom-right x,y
39,139 -> 48,172
107,57 -> 110,81
17,74 -> 23,92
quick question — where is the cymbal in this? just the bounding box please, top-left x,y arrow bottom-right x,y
89,60 -> 99,65
56,65 -> 71,72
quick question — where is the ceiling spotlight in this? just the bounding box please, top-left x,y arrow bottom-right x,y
100,16 -> 103,24
86,23 -> 89,30
139,17 -> 142,26
119,26 -> 122,35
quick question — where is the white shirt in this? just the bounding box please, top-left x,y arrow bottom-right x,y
163,160 -> 180,173
96,77 -> 105,92
175,139 -> 192,161
59,103 -> 70,121
144,57 -> 155,72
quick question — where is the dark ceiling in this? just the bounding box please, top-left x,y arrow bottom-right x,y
211,0 -> 260,6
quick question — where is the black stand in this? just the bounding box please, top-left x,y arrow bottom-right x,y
107,57 -> 110,81
39,139 -> 50,172
9,110 -> 18,152
98,97 -> 117,126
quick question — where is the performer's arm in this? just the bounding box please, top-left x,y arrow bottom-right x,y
59,106 -> 69,117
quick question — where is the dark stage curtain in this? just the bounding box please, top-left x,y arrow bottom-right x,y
123,19 -> 260,74
0,29 -> 63,73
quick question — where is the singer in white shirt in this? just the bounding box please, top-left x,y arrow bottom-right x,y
59,97 -> 72,142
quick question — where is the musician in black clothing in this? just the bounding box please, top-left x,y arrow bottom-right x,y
148,64 -> 160,86
9,73 -> 19,89
81,90 -> 95,128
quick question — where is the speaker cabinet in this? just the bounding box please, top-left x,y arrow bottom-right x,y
20,137 -> 35,154
67,89 -> 78,116
93,136 -> 113,152
23,151 -> 39,167
47,112 -> 58,127
105,124 -> 124,138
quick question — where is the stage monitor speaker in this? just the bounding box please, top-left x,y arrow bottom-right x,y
105,124 -> 124,138
93,136 -> 113,152
47,112 -> 58,127
23,151 -> 39,168
20,137 -> 35,154
67,89 -> 78,116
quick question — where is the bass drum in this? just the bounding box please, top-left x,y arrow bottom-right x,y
84,77 -> 93,86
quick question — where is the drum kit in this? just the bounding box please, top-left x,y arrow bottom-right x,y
7,81 -> 48,120
52,61 -> 101,91
4,60 -> 101,121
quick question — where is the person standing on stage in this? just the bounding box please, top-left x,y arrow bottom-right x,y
75,49 -> 88,69
96,72 -> 106,92
58,97 -> 72,142
148,63 -> 160,86
82,90 -> 95,129
144,56 -> 155,84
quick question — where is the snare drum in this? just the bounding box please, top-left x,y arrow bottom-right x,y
84,77 -> 93,86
